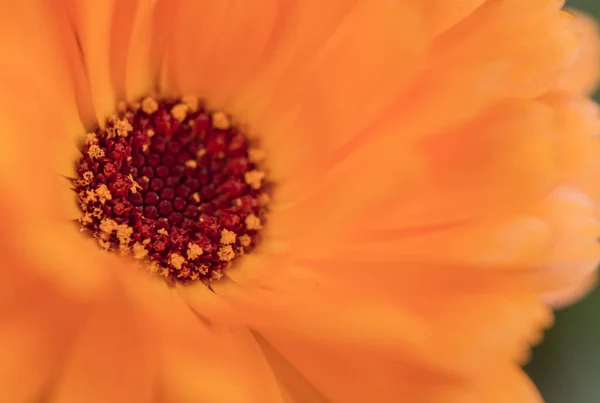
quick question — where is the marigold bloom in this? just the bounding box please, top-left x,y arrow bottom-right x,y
0,1 -> 599,402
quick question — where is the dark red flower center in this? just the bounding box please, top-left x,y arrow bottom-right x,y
74,96 -> 270,284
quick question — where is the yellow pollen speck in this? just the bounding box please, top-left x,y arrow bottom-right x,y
196,149 -> 206,157
188,120 -> 195,127
171,103 -> 189,122
160,267 -> 170,277
142,96 -> 159,114
212,111 -> 230,130
148,262 -> 160,274
116,224 -> 133,245
92,207 -> 103,219
182,95 -> 199,112
82,190 -> 97,204
141,144 -> 149,152
85,132 -> 98,145
220,229 -> 237,245
248,148 -> 265,164
198,264 -> 209,275
114,118 -> 133,137
191,192 -> 200,203
169,253 -> 185,270
99,218 -> 119,234
147,128 -> 155,137
211,270 -> 224,280
185,160 -> 197,168
79,213 -> 93,225
96,184 -> 112,204
157,228 -> 168,236
98,239 -> 111,251
187,243 -> 203,259
238,234 -> 252,247
82,171 -> 94,184
119,244 -> 131,256
190,272 -> 200,281
217,245 -> 235,262
132,243 -> 148,260
129,175 -> 142,193
177,267 -> 191,279
245,214 -> 262,230
87,144 -> 105,159
244,170 -> 265,190
82,192 -> 95,205
258,193 -> 270,206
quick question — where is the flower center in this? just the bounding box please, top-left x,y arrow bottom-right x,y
74,96 -> 270,284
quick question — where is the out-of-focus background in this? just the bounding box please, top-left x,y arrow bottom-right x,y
524,2 -> 600,399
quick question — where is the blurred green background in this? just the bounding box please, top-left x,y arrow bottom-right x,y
524,2 -> 600,400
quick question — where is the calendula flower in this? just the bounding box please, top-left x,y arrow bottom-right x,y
1,0 -> 599,402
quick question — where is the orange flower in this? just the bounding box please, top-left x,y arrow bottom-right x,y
1,1 -> 599,402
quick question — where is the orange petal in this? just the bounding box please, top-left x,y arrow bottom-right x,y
539,93 -> 600,211
125,0 -> 178,100
160,325 -> 284,403
253,1 -> 426,187
61,0 -> 162,121
536,186 -> 600,265
0,264 -> 87,402
106,0 -> 138,100
381,99 -> 557,227
0,0 -> 86,177
433,0 -> 574,98
17,223 -> 116,300
340,214 -> 553,269
286,97 -> 559,249
539,93 -> 600,176
229,254 -> 551,376
0,67 -> 115,299
0,317 -> 57,402
554,11 -> 600,94
164,0 -> 280,105
255,1 -> 427,156
475,366 -> 543,403
399,268 -> 546,367
118,268 -> 234,342
216,277 -> 455,372
0,85 -> 79,221
423,0 -> 486,37
255,332 -> 436,403
256,331 -> 543,403
59,0 -> 118,123
542,270 -> 598,308
521,186 -> 600,303
50,284 -> 158,403
364,0 -> 569,151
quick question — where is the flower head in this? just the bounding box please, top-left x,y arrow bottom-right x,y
0,1 -> 599,402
